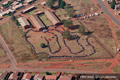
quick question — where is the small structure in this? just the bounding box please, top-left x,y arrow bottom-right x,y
12,3 -> 23,10
45,10 -> 61,26
58,75 -> 73,80
29,14 -> 45,30
22,73 -> 32,80
18,17 -> 30,29
0,71 -> 9,80
8,71 -> 19,80
23,6 -> 35,13
45,75 -> 57,80
34,74 -> 44,80
41,1 -> 46,6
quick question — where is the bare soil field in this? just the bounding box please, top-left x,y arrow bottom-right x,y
0,43 -> 11,65
81,15 -> 116,57
0,20 -> 36,63
66,0 -> 98,14
62,62 -> 111,72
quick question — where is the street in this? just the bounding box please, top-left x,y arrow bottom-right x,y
97,0 -> 120,26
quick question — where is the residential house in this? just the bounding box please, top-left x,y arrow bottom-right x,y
18,17 -> 30,29
22,73 -> 32,80
45,75 -> 57,80
8,71 -> 19,80
58,75 -> 73,80
116,0 -> 120,4
25,0 -> 33,4
29,14 -> 45,30
0,71 -> 9,80
114,4 -> 120,10
3,0 -> 9,5
0,9 -> 15,16
12,3 -> 23,10
45,10 -> 61,26
23,6 -> 35,13
34,74 -> 44,80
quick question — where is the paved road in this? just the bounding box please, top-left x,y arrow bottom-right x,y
0,68 -> 97,73
0,36 -> 16,69
97,0 -> 120,26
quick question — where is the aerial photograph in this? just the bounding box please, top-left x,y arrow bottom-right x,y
0,0 -> 120,80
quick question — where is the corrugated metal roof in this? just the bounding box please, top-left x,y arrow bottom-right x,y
18,17 -> 30,28
29,14 -> 45,30
45,10 -> 60,25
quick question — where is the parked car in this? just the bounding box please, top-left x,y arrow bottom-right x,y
84,16 -> 86,19
81,18 -> 84,20
86,16 -> 89,18
100,11 -> 103,14
79,18 -> 82,20
43,29 -> 47,33
92,14 -> 94,17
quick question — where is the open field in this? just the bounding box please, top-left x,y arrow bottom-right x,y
63,62 -> 111,72
0,20 -> 36,63
0,43 -> 11,65
66,0 -> 98,14
54,9 -> 68,20
81,15 -> 116,57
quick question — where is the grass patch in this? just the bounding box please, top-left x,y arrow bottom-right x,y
0,20 -> 36,63
38,14 -> 52,27
113,65 -> 120,73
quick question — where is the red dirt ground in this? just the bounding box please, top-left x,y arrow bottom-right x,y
0,0 -> 120,73
15,0 -> 120,73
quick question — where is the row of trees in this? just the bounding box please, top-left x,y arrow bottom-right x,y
111,0 -> 116,9
11,14 -> 20,26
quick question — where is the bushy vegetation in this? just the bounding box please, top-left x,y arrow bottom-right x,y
63,19 -> 73,29
63,30 -> 71,39
46,0 -> 56,7
2,1 -> 12,9
111,0 -> 116,9
78,25 -> 85,34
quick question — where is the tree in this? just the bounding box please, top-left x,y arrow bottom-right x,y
58,0 -> 62,6
64,4 -> 71,9
15,20 -> 20,26
60,1 -> 66,9
50,5 -> 54,9
63,30 -> 71,39
78,25 -> 85,34
63,20 -> 73,29
11,14 -> 16,21
46,0 -> 55,7
67,8 -> 75,17
40,43 -> 46,48
111,0 -> 116,9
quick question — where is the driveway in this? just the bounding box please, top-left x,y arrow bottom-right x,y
97,0 -> 120,26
